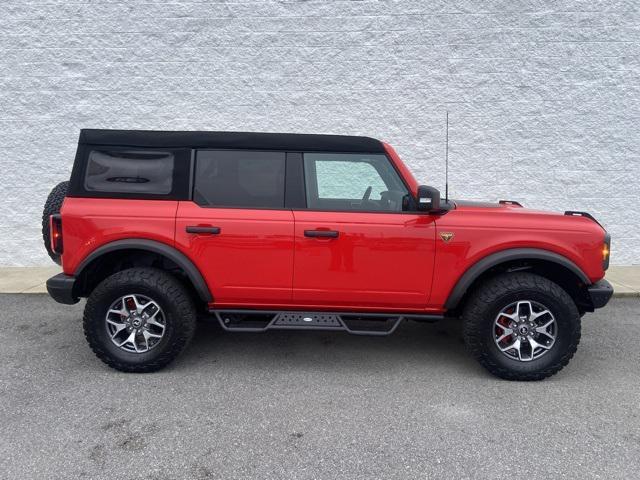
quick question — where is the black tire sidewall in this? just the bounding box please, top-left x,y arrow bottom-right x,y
462,273 -> 582,380
84,269 -> 195,370
479,288 -> 579,375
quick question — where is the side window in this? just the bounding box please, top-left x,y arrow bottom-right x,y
303,153 -> 408,212
194,150 -> 286,208
85,149 -> 174,194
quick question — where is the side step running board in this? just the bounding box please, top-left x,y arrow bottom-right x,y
210,309 -> 443,337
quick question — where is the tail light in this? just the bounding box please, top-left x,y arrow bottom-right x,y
49,214 -> 63,255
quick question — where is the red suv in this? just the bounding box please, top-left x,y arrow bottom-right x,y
44,129 -> 613,380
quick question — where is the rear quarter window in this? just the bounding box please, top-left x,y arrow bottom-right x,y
69,146 -> 192,200
85,150 -> 174,194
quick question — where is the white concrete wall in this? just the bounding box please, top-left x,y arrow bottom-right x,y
1,0 -> 638,266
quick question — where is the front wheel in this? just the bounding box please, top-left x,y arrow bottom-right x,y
83,267 -> 197,372
462,272 -> 581,381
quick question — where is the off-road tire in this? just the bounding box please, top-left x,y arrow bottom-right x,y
462,272 -> 581,381
83,267 -> 197,373
41,181 -> 69,265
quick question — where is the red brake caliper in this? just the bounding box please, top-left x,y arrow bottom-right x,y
497,310 -> 514,345
125,297 -> 136,314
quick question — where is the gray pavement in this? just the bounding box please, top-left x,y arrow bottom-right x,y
1,294 -> 639,480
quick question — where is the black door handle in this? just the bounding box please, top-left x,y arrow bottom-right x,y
186,226 -> 221,235
304,230 -> 339,238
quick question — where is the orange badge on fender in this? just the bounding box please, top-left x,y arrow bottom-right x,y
439,232 -> 454,243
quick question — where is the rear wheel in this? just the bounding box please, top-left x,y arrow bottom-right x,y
462,272 -> 581,381
41,181 -> 69,264
83,267 -> 197,372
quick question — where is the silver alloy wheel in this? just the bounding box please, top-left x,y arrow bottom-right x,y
105,294 -> 166,353
493,300 -> 557,362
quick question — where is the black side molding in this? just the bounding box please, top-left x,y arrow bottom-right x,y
75,239 -> 212,302
444,248 -> 591,310
46,273 -> 79,305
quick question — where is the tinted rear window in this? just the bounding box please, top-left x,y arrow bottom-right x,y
194,150 -> 286,208
85,150 -> 174,194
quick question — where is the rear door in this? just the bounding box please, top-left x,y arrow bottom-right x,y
175,150 -> 294,307
292,152 -> 437,310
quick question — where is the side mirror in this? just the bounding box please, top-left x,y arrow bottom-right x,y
416,185 -> 441,212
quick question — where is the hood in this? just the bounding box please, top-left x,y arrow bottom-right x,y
451,199 -> 605,231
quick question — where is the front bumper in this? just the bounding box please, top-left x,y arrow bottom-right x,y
587,279 -> 614,309
46,273 -> 79,305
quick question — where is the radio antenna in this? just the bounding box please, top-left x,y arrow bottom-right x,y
445,110 -> 449,203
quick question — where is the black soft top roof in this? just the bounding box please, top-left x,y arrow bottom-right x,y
79,129 -> 385,153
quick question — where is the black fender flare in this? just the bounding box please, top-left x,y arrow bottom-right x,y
75,239 -> 212,302
444,248 -> 591,310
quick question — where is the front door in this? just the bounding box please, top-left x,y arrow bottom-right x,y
175,150 -> 294,307
292,153 -> 436,311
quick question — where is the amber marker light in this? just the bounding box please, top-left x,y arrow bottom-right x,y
602,234 -> 611,270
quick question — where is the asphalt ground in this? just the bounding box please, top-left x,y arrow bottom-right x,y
1,294 -> 638,479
